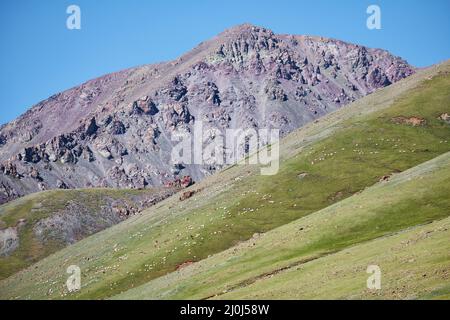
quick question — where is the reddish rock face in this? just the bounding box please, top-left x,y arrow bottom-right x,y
165,176 -> 194,189
0,24 -> 415,204
180,176 -> 194,188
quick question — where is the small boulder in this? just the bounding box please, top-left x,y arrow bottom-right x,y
180,190 -> 196,201
98,148 -> 112,159
297,172 -> 308,180
438,113 -> 450,124
56,179 -> 69,189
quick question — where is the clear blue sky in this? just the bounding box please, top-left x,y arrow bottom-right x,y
1,0 -> 449,125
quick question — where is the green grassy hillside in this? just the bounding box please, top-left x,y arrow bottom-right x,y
0,187 -> 173,280
114,152 -> 450,299
0,61 -> 449,299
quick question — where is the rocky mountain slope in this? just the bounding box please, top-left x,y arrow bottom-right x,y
0,24 -> 415,204
1,60 -> 447,300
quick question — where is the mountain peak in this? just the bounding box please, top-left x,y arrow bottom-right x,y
224,23 -> 270,32
0,25 -> 415,204
217,23 -> 274,39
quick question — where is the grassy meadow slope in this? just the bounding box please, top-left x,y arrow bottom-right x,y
0,187 -> 174,280
0,61 -> 449,299
115,152 -> 450,299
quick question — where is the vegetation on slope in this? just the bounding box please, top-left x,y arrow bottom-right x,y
220,217 -> 450,300
0,187 -> 174,280
0,62 -> 449,299
114,152 -> 450,299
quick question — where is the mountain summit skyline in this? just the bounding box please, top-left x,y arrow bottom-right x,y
1,1 -> 449,127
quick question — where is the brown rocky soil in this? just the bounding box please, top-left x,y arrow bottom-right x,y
392,116 -> 426,126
